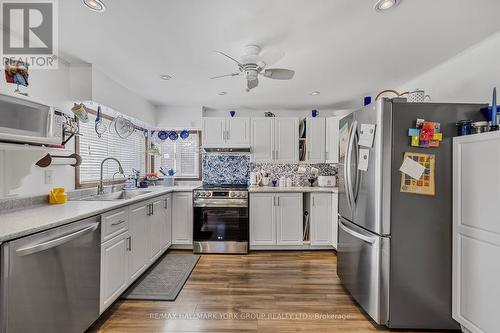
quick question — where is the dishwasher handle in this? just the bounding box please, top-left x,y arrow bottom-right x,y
16,223 -> 99,257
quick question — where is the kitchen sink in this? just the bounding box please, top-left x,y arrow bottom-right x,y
75,189 -> 153,201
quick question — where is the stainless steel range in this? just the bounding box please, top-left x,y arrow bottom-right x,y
193,184 -> 249,254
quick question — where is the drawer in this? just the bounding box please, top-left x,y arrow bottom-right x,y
101,208 -> 129,242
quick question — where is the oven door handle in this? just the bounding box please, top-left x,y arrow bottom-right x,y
193,199 -> 248,208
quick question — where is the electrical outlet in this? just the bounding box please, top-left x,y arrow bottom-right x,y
44,170 -> 53,185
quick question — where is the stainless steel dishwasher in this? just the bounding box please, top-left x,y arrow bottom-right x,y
0,216 -> 101,333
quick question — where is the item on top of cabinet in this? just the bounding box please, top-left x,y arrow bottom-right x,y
264,112 -> 275,117
307,176 -> 317,187
406,88 -> 431,103
180,129 -> 190,139
456,120 -> 473,136
408,119 -> 443,147
480,105 -> 500,123
317,176 -> 336,187
472,121 -> 490,134
49,188 -> 67,204
364,96 -> 372,106
169,131 -> 179,141
94,106 -> 107,138
490,87 -> 499,131
229,111 -> 236,117
71,103 -> 89,123
311,110 -> 319,117
272,179 -> 278,187
158,130 -> 169,140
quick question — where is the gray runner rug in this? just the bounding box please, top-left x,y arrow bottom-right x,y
122,254 -> 200,301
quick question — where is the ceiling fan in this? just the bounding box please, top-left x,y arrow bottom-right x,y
211,45 -> 295,92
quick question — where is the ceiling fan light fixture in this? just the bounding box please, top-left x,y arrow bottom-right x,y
310,91 -> 321,96
83,0 -> 106,12
374,0 -> 399,12
160,74 -> 172,80
218,91 -> 228,96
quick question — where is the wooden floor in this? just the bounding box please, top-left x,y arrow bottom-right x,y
89,250 -> 453,333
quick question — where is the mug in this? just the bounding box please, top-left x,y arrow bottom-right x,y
279,177 -> 287,187
311,109 -> 319,117
261,177 -> 270,186
407,89 -> 431,103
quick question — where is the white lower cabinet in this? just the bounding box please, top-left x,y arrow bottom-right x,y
162,194 -> 172,250
250,193 -> 302,247
149,197 -> 165,262
309,193 -> 332,246
172,192 -> 193,245
100,231 -> 130,313
128,201 -> 150,281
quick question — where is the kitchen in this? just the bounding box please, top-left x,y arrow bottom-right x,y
0,1 -> 499,333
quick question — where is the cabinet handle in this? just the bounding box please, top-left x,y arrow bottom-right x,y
273,196 -> 276,206
151,203 -> 154,215
308,151 -> 311,160
164,199 -> 168,209
127,236 -> 132,251
277,196 -> 280,206
111,220 -> 125,226
227,130 -> 230,140
312,197 -> 315,206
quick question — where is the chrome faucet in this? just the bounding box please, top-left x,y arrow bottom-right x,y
98,157 -> 124,195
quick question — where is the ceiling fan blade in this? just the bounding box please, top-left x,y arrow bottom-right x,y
263,68 -> 295,80
247,78 -> 259,91
215,51 -> 242,66
210,73 -> 241,79
260,48 -> 285,67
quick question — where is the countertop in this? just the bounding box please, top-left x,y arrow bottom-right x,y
0,185 -> 198,243
248,186 -> 338,193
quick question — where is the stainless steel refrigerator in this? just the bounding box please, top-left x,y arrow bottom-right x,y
337,98 -> 486,329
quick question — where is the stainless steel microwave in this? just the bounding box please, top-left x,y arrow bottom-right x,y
0,94 -> 63,146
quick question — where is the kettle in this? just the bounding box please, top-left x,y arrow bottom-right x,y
250,171 -> 262,186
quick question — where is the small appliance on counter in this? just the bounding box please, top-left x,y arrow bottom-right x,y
317,176 -> 336,187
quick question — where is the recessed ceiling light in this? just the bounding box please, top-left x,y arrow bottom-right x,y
310,91 -> 320,96
160,74 -> 172,80
374,0 -> 399,12
83,0 -> 106,12
218,91 -> 228,96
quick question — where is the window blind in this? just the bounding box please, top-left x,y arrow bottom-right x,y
78,114 -> 146,184
156,133 -> 199,178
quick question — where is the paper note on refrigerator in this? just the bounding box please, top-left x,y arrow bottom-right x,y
358,149 -> 370,171
399,157 -> 426,180
359,124 -> 376,147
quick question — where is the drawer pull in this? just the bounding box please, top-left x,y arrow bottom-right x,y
111,220 -> 126,226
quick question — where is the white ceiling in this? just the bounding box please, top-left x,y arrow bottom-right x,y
59,0 -> 500,111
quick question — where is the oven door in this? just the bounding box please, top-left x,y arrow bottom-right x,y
193,202 -> 249,254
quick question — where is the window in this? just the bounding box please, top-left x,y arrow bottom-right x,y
155,131 -> 200,178
76,113 -> 147,186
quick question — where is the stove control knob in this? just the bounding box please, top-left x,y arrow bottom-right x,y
230,192 -> 236,198
194,192 -> 200,197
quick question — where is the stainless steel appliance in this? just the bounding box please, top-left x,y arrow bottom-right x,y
0,93 -> 63,146
193,184 -> 249,254
337,98 -> 486,329
1,216 -> 101,333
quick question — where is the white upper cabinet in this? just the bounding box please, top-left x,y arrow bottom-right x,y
202,118 -> 225,146
275,118 -> 299,162
251,118 -> 274,161
326,117 -> 341,163
202,117 -> 250,147
251,117 -> 299,162
306,117 -> 326,163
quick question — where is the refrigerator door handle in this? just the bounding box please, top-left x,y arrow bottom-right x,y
345,120 -> 358,211
352,127 -> 361,203
339,220 -> 376,244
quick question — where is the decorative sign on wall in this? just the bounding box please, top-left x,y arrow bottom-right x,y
408,119 -> 443,148
399,152 -> 435,196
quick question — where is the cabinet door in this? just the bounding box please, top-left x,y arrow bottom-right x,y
331,193 -> 339,249
276,193 -> 303,245
162,194 -> 172,250
150,198 -> 164,262
251,118 -> 273,162
202,118 -> 225,147
310,193 -> 333,246
306,117 -> 326,163
250,193 -> 276,245
275,118 -> 299,162
128,202 -> 150,281
172,192 -> 193,245
100,231 -> 129,313
326,117 -> 340,163
226,118 -> 250,146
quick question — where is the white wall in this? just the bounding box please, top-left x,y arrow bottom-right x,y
399,31 -> 500,104
0,62 -> 76,198
156,106 -> 202,129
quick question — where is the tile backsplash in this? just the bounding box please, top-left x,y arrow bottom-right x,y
250,163 -> 337,187
202,154 -> 250,185
202,153 -> 337,186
